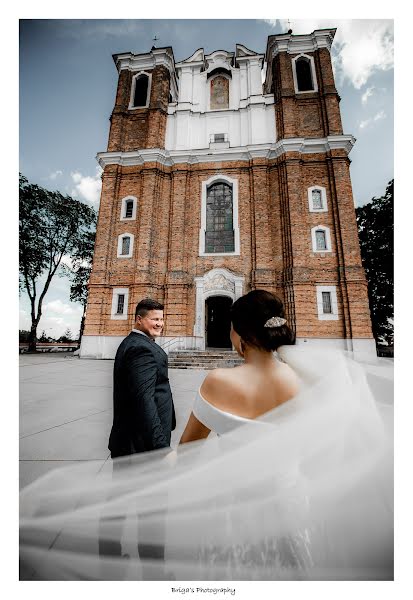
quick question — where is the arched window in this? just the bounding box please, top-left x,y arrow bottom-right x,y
311,225 -> 332,253
296,57 -> 313,91
308,186 -> 327,212
316,285 -> 338,320
111,287 -> 129,320
120,196 -> 137,221
292,54 -> 318,94
117,233 -> 134,258
205,182 -> 234,253
129,73 -> 151,109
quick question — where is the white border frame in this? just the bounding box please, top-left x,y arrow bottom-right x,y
193,268 -> 245,347
308,185 -> 328,212
129,71 -> 152,110
120,196 -> 137,221
311,225 -> 332,253
316,285 -> 338,320
117,232 -> 134,258
199,174 -> 240,256
111,287 -> 129,320
292,54 -> 318,94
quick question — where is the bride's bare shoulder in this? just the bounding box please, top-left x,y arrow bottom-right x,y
200,367 -> 243,404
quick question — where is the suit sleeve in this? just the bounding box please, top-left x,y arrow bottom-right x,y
126,345 -> 169,450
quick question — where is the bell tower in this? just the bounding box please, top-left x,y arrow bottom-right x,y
107,46 -> 178,152
264,29 -> 343,140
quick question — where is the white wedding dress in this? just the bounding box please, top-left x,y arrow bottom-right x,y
19,347 -> 393,581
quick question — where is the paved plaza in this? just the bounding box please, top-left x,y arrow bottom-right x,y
19,354 -> 207,490
19,353 -> 394,491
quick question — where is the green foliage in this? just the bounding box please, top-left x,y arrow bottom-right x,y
356,179 -> 394,345
19,174 -> 97,351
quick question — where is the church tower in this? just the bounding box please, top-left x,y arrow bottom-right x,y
80,30 -> 375,359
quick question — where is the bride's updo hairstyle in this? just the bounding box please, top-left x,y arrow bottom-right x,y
230,290 -> 295,352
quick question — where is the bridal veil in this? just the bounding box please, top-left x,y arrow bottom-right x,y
20,347 -> 393,580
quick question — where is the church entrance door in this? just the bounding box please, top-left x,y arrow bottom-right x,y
205,296 -> 232,349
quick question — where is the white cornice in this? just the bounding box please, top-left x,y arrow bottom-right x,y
97,135 -> 355,168
113,48 -> 178,100
266,29 -> 336,61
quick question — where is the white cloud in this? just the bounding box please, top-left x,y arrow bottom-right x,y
48,170 -> 63,180
265,19 -> 393,90
70,166 -> 102,206
43,299 -> 82,317
19,302 -> 83,339
361,87 -> 375,105
359,110 -> 386,129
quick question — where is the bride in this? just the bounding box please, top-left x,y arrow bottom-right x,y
20,291 -> 393,581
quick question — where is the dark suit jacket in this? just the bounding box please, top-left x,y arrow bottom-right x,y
109,331 -> 176,458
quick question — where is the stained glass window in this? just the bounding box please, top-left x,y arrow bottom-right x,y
205,183 -> 234,253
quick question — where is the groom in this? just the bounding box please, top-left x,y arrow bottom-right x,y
108,298 -> 176,458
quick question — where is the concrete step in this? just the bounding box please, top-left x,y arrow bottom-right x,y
168,350 -> 243,370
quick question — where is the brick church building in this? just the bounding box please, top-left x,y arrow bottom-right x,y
80,28 -> 375,359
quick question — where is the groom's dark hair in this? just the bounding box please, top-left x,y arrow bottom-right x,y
231,290 -> 295,351
135,298 -> 164,320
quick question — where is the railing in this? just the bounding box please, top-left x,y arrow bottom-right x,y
19,342 -> 79,354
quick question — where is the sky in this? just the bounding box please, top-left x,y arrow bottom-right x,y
18,17 -> 394,339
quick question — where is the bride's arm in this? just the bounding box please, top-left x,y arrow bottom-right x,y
179,412 -> 211,444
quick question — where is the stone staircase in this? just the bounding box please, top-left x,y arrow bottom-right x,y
168,350 -> 244,370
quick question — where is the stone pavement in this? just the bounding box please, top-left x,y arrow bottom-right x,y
19,354 -> 207,490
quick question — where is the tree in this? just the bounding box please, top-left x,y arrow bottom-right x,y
19,174 -> 96,352
60,228 -> 96,343
58,328 -> 73,343
356,179 -> 394,346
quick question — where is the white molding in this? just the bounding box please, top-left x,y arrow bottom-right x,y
128,71 -> 152,110
308,185 -> 328,212
267,29 -> 336,60
117,232 -> 134,258
120,195 -> 137,221
311,225 -> 332,253
316,285 -> 338,320
292,53 -> 318,94
111,288 -> 129,320
199,174 -> 240,256
97,135 -> 356,168
193,268 -> 245,347
113,49 -> 178,103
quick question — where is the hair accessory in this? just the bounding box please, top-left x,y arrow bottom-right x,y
264,316 -> 286,328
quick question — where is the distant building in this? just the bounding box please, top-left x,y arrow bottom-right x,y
80,28 -> 375,359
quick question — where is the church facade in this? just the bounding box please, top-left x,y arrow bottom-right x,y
80,28 -> 375,359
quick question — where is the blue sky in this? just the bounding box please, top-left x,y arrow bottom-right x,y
18,18 -> 394,339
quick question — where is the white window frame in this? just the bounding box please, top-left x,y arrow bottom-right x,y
199,174 -> 240,256
111,287 -> 129,320
292,54 -> 318,94
316,285 -> 339,320
120,196 -> 137,221
129,71 -> 152,110
311,225 -> 332,253
308,186 -> 328,212
117,232 -> 134,258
